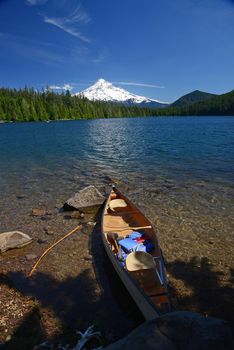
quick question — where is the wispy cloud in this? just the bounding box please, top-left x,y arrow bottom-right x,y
48,83 -> 73,91
42,4 -> 91,42
113,81 -> 165,89
26,0 -> 48,5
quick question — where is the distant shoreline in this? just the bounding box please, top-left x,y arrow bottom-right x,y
1,115 -> 234,124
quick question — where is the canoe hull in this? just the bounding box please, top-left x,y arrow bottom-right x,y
101,186 -> 171,320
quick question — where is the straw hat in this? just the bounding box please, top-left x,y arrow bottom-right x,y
125,251 -> 156,271
109,198 -> 127,211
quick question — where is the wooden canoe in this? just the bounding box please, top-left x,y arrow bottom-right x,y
101,186 -> 171,320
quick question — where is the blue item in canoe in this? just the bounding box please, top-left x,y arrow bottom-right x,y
134,240 -> 154,253
119,237 -> 139,252
119,237 -> 154,254
127,231 -> 142,240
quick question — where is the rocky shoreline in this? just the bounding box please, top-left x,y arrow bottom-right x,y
0,182 -> 233,349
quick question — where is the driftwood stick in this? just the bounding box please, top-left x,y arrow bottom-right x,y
28,224 -> 82,277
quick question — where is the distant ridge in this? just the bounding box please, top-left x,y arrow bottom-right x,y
165,89 -> 234,116
172,90 -> 217,107
76,78 -> 169,108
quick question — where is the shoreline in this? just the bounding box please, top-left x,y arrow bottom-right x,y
0,115 -> 234,124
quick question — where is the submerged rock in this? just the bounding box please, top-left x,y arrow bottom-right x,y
63,185 -> 105,212
104,311 -> 233,350
0,231 -> 33,253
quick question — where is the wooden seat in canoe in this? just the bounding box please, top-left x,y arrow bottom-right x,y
109,198 -> 128,211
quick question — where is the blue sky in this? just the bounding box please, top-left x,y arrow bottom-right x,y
0,0 -> 233,102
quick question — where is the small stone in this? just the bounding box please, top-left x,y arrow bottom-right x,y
84,256 -> 92,261
71,211 -> 81,219
25,254 -> 37,261
64,211 -> 81,220
87,221 -> 96,226
37,239 -> 47,244
16,194 -> 25,199
31,208 -> 46,216
40,216 -> 50,221
5,335 -> 11,342
44,227 -> 54,235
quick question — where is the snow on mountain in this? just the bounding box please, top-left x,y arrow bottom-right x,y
76,79 -> 169,107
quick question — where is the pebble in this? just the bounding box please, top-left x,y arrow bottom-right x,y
44,227 -> 54,235
5,335 -> 11,342
16,194 -> 25,199
87,221 -> 96,226
65,211 -> 81,219
31,208 -> 47,216
84,256 -> 92,261
25,254 -> 37,261
37,239 -> 47,244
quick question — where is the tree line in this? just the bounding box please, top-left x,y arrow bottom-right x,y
0,87 -> 233,122
0,87 -> 156,121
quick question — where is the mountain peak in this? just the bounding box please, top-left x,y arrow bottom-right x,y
96,78 -> 109,84
76,78 -> 168,107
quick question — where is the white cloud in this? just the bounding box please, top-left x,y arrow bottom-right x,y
48,84 -> 74,91
42,4 -> 91,42
113,81 -> 165,89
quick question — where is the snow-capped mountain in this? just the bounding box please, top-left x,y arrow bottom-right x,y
76,79 -> 169,107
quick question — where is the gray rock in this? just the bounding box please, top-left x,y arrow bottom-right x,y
63,185 -> 105,212
0,231 -> 33,253
104,311 -> 233,350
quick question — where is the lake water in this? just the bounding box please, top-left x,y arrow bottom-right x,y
0,116 -> 233,198
0,116 -> 233,250
0,116 -> 234,336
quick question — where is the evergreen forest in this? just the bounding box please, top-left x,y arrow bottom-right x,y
0,87 -> 233,122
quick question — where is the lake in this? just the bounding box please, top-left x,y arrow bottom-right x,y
0,116 -> 234,336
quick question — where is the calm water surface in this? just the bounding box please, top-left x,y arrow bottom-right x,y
0,116 -> 233,243
0,116 -> 233,195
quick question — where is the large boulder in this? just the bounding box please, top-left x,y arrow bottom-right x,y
104,311 -> 233,350
0,231 -> 33,253
63,185 -> 105,212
